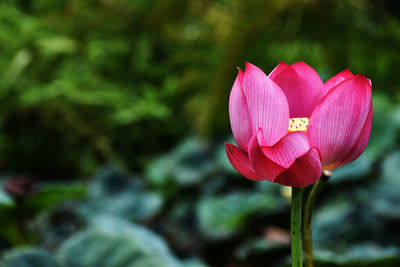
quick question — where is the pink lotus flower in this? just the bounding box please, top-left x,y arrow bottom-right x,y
225,62 -> 372,187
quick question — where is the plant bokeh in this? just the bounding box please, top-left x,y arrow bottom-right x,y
0,0 -> 400,266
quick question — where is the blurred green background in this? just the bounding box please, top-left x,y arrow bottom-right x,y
0,0 -> 400,266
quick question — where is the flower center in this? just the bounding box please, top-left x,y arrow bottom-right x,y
288,117 -> 309,133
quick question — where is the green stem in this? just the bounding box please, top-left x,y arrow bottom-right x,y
303,171 -> 332,267
291,187 -> 303,267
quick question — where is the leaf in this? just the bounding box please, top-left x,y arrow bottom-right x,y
197,192 -> 284,240
0,179 -> 14,209
314,243 -> 400,266
236,238 -> 289,261
365,151 -> 400,220
57,215 -> 182,267
364,95 -> 399,159
330,154 -> 372,184
0,248 -> 58,267
146,137 -> 214,187
82,167 -> 162,221
312,195 -> 360,247
22,183 -> 86,215
36,36 -> 78,56
181,259 -> 209,267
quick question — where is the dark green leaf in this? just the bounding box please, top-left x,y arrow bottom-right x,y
0,248 -> 58,267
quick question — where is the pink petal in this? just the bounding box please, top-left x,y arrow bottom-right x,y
324,69 -> 354,92
243,62 -> 289,146
268,62 -> 290,80
333,104 -> 373,168
307,74 -> 372,167
260,131 -> 310,168
248,131 -> 286,182
271,61 -> 326,118
229,68 -> 253,151
225,143 -> 264,181
274,147 -> 322,187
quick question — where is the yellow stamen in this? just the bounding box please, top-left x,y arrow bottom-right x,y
288,117 -> 309,133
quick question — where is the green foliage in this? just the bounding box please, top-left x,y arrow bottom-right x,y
314,244 -> 400,267
197,191 -> 284,240
82,167 -> 163,221
0,182 -> 14,209
0,181 -> 85,246
57,215 -> 182,267
0,248 -> 58,267
0,0 -> 183,177
236,238 -> 289,262
23,184 -> 85,215
146,137 -> 214,188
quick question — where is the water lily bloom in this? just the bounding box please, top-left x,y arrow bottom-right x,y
226,62 -> 372,187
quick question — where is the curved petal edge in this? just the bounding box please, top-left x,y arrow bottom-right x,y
248,131 -> 286,182
271,61 -> 326,118
225,143 -> 263,181
260,131 -> 310,168
243,62 -> 289,146
229,68 -> 253,151
308,74 -> 372,166
268,61 -> 290,80
324,69 -> 354,92
333,104 -> 373,169
274,147 -> 322,187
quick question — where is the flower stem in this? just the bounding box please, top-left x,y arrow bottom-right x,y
291,187 -> 303,267
303,170 -> 332,267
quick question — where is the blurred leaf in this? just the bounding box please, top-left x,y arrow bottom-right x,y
181,259 -> 209,267
236,238 -> 289,262
82,167 -> 162,221
314,243 -> 400,267
22,183 -> 86,215
36,36 -> 78,56
330,154 -> 372,184
108,95 -> 171,126
0,182 -> 86,245
197,192 -> 284,240
363,95 -> 399,159
312,195 -> 360,247
0,180 -> 14,209
2,49 -> 32,87
19,81 -> 126,107
0,248 -> 58,267
381,150 -> 400,183
57,215 -> 181,267
147,137 -> 215,187
365,151 -> 400,220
